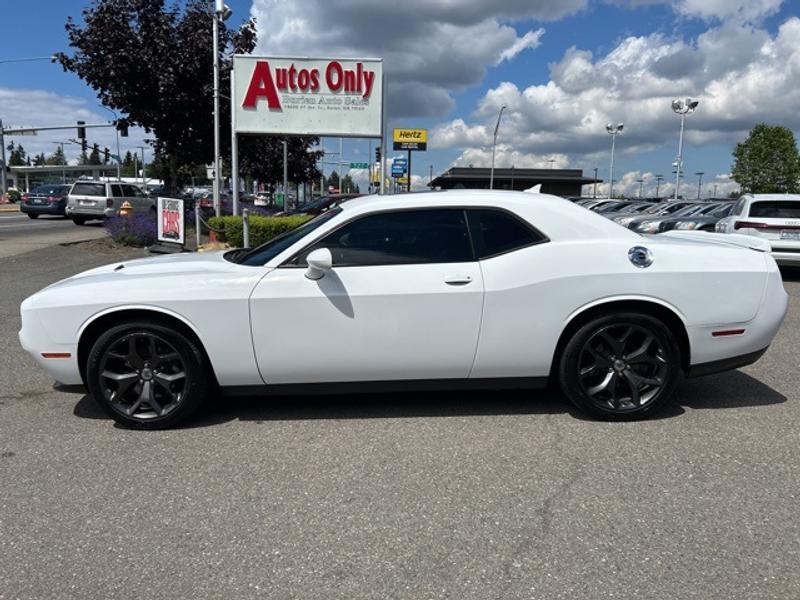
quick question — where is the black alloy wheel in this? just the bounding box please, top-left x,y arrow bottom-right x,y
559,313 -> 681,420
86,322 -> 209,429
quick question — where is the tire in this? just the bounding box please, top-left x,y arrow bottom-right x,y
27,213 -> 39,219
558,312 -> 681,420
72,216 -> 87,225
85,321 -> 210,429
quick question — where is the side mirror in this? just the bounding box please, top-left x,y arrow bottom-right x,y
305,248 -> 333,280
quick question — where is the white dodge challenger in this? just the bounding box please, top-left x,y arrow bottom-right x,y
19,191 -> 788,428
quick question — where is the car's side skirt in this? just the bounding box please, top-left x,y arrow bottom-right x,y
221,377 -> 549,397
687,346 -> 769,378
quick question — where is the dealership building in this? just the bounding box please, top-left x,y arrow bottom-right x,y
429,167 -> 600,197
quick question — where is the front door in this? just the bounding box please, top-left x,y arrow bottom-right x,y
250,208 -> 484,384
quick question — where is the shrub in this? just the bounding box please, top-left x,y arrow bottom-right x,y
105,214 -> 158,247
207,214 -> 311,247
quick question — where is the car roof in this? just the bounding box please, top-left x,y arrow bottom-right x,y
745,194 -> 800,201
340,190 -> 638,241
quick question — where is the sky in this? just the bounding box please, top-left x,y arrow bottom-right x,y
1,0 -> 799,197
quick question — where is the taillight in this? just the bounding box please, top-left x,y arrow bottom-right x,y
46,195 -> 58,203
106,199 -> 114,208
21,194 -> 29,202
734,220 -> 769,230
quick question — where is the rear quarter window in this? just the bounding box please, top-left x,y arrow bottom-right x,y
748,201 -> 800,218
70,183 -> 106,197
467,208 -> 548,259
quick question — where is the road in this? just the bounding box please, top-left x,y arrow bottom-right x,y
1,243 -> 799,599
0,210 -> 105,258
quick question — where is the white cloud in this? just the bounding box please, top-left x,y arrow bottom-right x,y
580,169 -> 741,198
498,28 -> 546,63
250,0 -> 570,119
0,87 -> 150,164
432,17 -> 800,174
673,0 -> 784,23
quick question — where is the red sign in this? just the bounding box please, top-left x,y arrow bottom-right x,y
242,60 -> 378,111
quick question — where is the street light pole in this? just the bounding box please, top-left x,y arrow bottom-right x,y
636,178 -> 644,198
0,120 -> 7,197
695,171 -> 704,200
212,3 -> 221,217
655,174 -> 664,199
593,166 -> 598,199
489,105 -> 506,190
671,97 -> 699,200
606,123 -> 623,199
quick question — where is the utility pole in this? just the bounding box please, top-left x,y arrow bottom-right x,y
282,140 -> 288,210
655,174 -> 664,199
212,0 -> 231,218
695,171 -> 704,200
593,166 -> 598,198
0,120 -> 7,197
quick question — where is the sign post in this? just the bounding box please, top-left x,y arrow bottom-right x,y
393,128 -> 427,193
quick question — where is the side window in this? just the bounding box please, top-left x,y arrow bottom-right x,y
733,198 -> 747,216
296,209 -> 473,267
111,185 -> 124,198
122,184 -> 143,197
467,209 -> 547,259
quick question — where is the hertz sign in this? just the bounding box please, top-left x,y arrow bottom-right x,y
393,128 -> 427,151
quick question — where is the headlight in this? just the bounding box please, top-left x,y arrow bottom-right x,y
675,221 -> 698,230
635,220 -> 662,233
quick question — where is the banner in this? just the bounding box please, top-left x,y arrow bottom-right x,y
233,55 -> 383,138
157,197 -> 185,245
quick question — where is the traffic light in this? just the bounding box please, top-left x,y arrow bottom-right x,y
375,146 -> 380,163
103,147 -> 110,163
116,120 -> 128,137
77,120 -> 86,139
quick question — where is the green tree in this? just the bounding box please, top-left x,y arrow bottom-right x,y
732,123 -> 800,194
59,0 -> 257,192
6,142 -> 28,166
237,136 -> 322,191
87,143 -> 102,165
32,153 -> 47,166
46,147 -> 67,166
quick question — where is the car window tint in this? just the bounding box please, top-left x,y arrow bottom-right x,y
122,184 -> 142,197
749,201 -> 800,218
71,182 -> 106,197
732,198 -> 746,215
712,203 -> 734,217
467,209 -> 546,259
111,185 -> 124,198
302,209 -> 473,266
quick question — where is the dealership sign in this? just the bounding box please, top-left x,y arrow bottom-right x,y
232,55 -> 383,138
393,128 -> 427,151
157,197 -> 185,245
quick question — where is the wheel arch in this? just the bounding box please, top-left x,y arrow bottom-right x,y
77,306 -> 218,386
550,297 -> 691,380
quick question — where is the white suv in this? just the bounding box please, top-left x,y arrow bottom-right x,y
66,181 -> 155,225
716,194 -> 800,265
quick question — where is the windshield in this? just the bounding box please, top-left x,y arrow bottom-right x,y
32,184 -> 69,195
749,201 -> 800,218
227,208 -> 342,266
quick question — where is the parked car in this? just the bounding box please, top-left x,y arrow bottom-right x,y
593,200 -> 641,214
631,202 -> 725,234
613,201 -> 699,230
600,202 -> 655,220
716,194 -> 800,265
19,184 -> 71,218
661,202 -> 734,233
66,181 -> 155,225
20,190 -> 787,429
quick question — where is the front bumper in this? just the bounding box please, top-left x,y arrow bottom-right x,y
19,307 -> 82,386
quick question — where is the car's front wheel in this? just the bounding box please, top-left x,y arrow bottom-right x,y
558,313 -> 681,420
85,321 -> 210,429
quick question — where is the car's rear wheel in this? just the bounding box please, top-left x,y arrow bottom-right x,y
558,313 -> 681,420
72,216 -> 87,225
27,213 -> 39,219
85,321 -> 209,429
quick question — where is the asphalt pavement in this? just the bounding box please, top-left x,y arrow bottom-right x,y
0,210 -> 105,258
1,243 -> 799,599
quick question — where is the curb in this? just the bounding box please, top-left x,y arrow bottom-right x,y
0,205 -> 20,212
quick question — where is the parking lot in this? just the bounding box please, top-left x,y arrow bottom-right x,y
1,242 -> 800,600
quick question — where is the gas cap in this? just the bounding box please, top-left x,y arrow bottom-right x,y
628,246 -> 654,268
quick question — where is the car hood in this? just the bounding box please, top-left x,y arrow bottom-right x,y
46,250 -> 261,289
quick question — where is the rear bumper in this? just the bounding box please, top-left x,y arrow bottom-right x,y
687,346 -> 769,378
770,249 -> 800,265
21,203 -> 65,215
66,206 -> 113,219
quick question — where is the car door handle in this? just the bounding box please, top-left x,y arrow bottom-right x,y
444,275 -> 473,286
